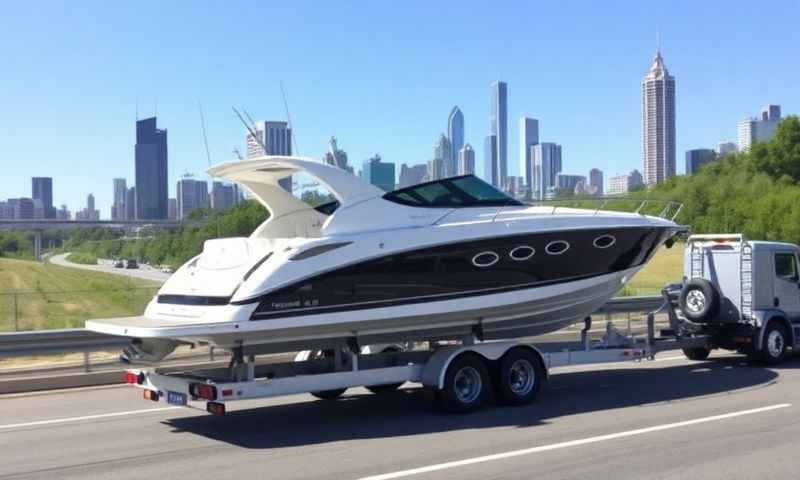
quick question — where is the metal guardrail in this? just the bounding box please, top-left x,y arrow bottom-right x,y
0,296 -> 664,359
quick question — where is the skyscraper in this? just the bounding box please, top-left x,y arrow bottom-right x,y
31,177 -> 55,219
398,164 -> 428,188
484,134 -> 498,185
489,81 -> 508,188
112,178 -> 127,220
685,149 -> 717,175
135,117 -> 169,219
531,143 -> 562,200
447,106 -> 464,178
737,105 -> 782,151
519,117 -> 539,190
589,168 -> 604,196
458,144 -> 475,175
176,176 -> 209,220
641,51 -> 676,186
607,170 -> 644,195
126,187 -> 136,220
717,141 -> 738,157
211,182 -> 237,211
433,134 -> 451,180
246,120 -> 293,191
362,154 -> 395,192
323,136 -> 353,173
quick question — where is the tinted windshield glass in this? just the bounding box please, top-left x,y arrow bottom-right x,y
383,175 -> 522,208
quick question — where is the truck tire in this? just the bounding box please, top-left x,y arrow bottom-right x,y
756,321 -> 788,365
439,353 -> 491,414
495,348 -> 545,406
682,347 -> 711,361
679,279 -> 720,322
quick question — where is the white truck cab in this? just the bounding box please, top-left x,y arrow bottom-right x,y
666,234 -> 800,364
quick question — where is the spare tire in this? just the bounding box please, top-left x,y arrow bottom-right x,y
679,278 -> 720,322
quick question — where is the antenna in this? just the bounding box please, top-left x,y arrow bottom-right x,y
242,108 -> 257,130
154,97 -> 158,117
656,28 -> 661,53
280,81 -> 300,155
233,107 -> 267,155
198,101 -> 212,168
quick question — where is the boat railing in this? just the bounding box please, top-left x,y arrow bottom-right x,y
489,197 -> 683,223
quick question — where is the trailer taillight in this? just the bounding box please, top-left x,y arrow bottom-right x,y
143,389 -> 159,402
206,402 -> 226,415
189,383 -> 217,400
123,372 -> 137,384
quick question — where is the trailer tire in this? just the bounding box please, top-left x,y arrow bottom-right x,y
756,321 -> 788,365
311,388 -> 347,400
679,279 -> 720,322
495,348 -> 545,406
439,353 -> 491,414
682,347 -> 711,361
366,383 -> 404,394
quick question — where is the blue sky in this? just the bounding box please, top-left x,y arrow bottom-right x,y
0,1 -> 798,216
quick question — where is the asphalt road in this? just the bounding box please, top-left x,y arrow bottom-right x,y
49,253 -> 170,284
1,351 -> 798,479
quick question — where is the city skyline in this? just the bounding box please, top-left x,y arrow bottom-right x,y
0,2 -> 798,211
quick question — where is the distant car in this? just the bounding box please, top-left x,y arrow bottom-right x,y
125,259 -> 139,269
160,266 -> 173,274
114,260 -> 124,268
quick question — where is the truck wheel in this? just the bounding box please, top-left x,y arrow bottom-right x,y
679,279 -> 720,322
495,348 -> 545,406
757,321 -> 788,365
311,388 -> 347,400
439,353 -> 491,414
682,347 -> 711,361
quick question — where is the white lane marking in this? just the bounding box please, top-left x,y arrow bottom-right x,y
360,403 -> 791,480
0,406 -> 182,430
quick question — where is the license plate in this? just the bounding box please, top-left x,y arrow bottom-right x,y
167,391 -> 187,405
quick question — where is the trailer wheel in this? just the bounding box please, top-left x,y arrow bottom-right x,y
439,353 -> 491,414
366,383 -> 404,394
679,279 -> 720,322
682,347 -> 711,361
311,388 -> 347,400
495,348 -> 544,406
756,321 -> 788,365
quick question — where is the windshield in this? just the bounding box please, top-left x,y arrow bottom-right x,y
383,175 -> 523,208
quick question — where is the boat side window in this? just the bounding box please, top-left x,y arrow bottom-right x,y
775,253 -> 798,282
383,175 -> 523,208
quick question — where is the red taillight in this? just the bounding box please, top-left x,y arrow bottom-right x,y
143,389 -> 159,401
190,383 -> 217,400
123,372 -> 137,384
221,389 -> 234,397
206,402 -> 226,415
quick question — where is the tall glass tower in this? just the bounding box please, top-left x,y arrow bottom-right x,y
641,51 -> 676,186
489,81 -> 508,188
447,106 -> 464,178
135,117 -> 169,219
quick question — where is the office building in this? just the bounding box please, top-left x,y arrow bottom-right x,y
176,176 -> 209,220
717,141 -> 737,157
126,187 -> 136,220
489,81 -> 508,188
554,174 -> 586,197
56,205 -> 70,220
427,157 -> 445,182
31,177 -> 55,219
323,136 -> 353,173
112,178 -> 127,220
642,50 -> 676,186
685,149 -> 717,175
432,134 -> 451,181
76,194 -> 100,221
447,106 -> 464,178
484,134 -> 498,185
737,105 -> 782,151
168,198 -> 177,220
246,120 -> 292,191
211,182 -> 237,210
589,168 -> 604,196
519,117 -> 539,189
458,144 -> 475,175
362,154 -> 395,192
0,201 -> 10,219
398,164 -> 428,188
531,143 -> 562,200
607,170 -> 644,195
11,198 -> 35,219
135,117 -> 169,219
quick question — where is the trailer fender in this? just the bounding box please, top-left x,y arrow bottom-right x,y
421,342 -> 546,390
756,315 -> 795,351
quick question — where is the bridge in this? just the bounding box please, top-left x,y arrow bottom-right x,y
0,219 -> 195,261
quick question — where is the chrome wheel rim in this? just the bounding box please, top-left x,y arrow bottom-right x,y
686,290 -> 706,313
508,359 -> 536,396
767,330 -> 785,358
453,366 -> 482,404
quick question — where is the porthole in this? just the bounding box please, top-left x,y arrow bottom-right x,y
472,251 -> 500,268
545,240 -> 570,255
509,245 -> 536,261
593,234 -> 616,249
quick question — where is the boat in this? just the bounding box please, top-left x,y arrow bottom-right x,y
85,156 -> 682,362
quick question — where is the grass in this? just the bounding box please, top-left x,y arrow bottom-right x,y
618,243 -> 684,297
66,252 -> 98,265
0,257 -> 159,331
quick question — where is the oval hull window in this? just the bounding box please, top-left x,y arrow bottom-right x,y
545,240 -> 570,255
509,246 -> 535,261
472,251 -> 500,268
593,235 -> 616,249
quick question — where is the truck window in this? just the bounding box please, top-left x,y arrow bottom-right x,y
775,253 -> 799,281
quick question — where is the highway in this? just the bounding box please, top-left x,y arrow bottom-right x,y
1,351 -> 798,479
49,253 -> 170,284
